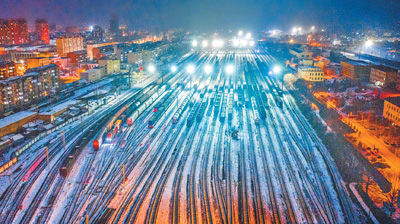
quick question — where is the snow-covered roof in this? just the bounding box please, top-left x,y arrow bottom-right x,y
39,100 -> 78,116
0,111 -> 37,129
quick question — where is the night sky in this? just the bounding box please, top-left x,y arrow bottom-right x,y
2,0 -> 400,31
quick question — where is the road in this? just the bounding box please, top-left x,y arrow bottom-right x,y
0,49 -> 358,224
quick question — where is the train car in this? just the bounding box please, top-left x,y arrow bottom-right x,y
173,90 -> 193,124
59,145 -> 80,178
196,97 -> 208,122
113,120 -> 122,134
148,89 -> 179,128
251,97 -> 260,125
244,92 -> 250,108
275,97 -> 283,108
187,97 -> 200,127
219,106 -> 226,122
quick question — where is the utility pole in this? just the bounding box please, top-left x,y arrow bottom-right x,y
123,164 -> 126,184
46,146 -> 49,165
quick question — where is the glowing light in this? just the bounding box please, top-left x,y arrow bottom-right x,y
240,39 -> 248,47
212,39 -> 224,48
246,32 -> 252,39
212,39 -> 218,48
333,40 -> 340,45
272,65 -> 282,75
202,40 -> 208,48
170,65 -> 177,73
289,38 -> 294,44
186,64 -> 195,74
204,64 -> 213,74
249,40 -> 255,47
365,39 -> 374,48
225,64 -> 235,74
232,38 -> 240,47
147,64 -> 156,73
191,40 -> 198,47
238,30 -> 243,36
89,26 -> 94,32
311,25 -> 315,31
219,39 -> 225,47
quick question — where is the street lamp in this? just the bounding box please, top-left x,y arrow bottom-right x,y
225,64 -> 235,75
212,39 -> 218,48
365,39 -> 373,48
272,65 -> 284,89
186,64 -> 195,74
246,32 -> 252,39
273,65 -> 281,75
232,38 -> 239,47
204,64 -> 213,74
147,64 -> 156,73
202,40 -> 208,48
170,65 -> 177,73
186,64 -> 195,89
191,40 -> 198,47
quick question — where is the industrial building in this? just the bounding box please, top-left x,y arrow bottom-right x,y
340,60 -> 370,81
298,66 -> 324,82
383,96 -> 400,127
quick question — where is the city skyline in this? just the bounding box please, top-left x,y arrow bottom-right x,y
1,0 -> 400,31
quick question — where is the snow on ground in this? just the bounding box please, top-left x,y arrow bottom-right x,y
46,143 -> 94,224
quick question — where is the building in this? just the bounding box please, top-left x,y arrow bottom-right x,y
289,48 -> 312,59
298,66 -> 324,82
383,97 -> 400,127
26,57 -> 51,69
0,61 -> 15,80
25,64 -> 60,95
340,60 -> 370,81
0,65 -> 60,113
56,36 -> 84,56
66,50 -> 87,66
80,67 -> 106,82
0,72 -> 55,112
110,14 -> 119,38
38,100 -> 77,122
98,57 -> 120,75
35,19 -> 50,44
14,62 -> 26,76
0,19 -> 8,45
0,111 -> 37,137
8,51 -> 36,62
89,25 -> 105,43
0,18 -> 29,45
50,56 -> 71,70
370,65 -> 399,87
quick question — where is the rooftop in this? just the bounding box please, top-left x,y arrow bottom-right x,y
372,65 -> 398,73
26,63 -> 58,72
0,111 -> 37,129
386,96 -> 400,108
39,100 -> 78,115
0,72 -> 39,84
342,60 -> 369,66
